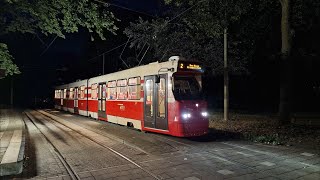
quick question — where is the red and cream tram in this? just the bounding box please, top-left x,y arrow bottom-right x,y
54,56 -> 209,137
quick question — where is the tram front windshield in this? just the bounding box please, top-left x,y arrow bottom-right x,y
173,76 -> 203,100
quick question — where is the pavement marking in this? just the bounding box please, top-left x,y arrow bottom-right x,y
184,177 -> 200,180
217,169 -> 234,175
260,161 -> 276,167
1,130 -> 22,164
301,152 -> 314,157
236,151 -> 252,157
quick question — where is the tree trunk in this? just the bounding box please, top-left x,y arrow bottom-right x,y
279,0 -> 292,124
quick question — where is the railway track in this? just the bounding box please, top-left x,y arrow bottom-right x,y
25,111 -> 80,180
38,110 -> 270,174
34,110 -> 320,180
36,109 -> 263,177
25,110 -> 160,180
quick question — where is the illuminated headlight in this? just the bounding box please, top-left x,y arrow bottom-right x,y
182,113 -> 191,119
201,112 -> 208,117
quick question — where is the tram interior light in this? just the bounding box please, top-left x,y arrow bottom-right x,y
182,113 -> 191,119
201,112 -> 208,117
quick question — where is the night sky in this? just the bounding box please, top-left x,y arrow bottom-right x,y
0,0 -> 319,113
0,0 -> 162,107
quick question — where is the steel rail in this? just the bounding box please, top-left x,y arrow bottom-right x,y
37,110 -> 160,180
24,111 -> 80,180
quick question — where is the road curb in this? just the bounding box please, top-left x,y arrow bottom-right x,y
0,110 -> 25,177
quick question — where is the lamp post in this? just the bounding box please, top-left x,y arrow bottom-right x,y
224,28 -> 229,121
102,53 -> 105,75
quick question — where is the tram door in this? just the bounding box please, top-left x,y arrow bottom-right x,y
74,87 -> 79,114
144,74 -> 168,130
60,90 -> 63,106
98,83 -> 107,119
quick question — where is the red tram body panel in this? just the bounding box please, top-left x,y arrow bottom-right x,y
54,56 -> 209,137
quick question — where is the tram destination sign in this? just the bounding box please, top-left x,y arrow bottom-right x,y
178,62 -> 203,72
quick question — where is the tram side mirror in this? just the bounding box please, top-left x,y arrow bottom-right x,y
155,75 -> 160,83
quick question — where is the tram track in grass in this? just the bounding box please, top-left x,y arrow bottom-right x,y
33,110 -> 160,180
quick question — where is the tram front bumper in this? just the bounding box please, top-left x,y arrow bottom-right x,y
172,121 -> 209,137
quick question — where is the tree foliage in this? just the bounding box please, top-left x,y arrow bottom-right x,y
124,17 -> 225,73
125,0 -> 319,74
124,0 -> 269,74
0,0 -> 119,77
0,43 -> 20,76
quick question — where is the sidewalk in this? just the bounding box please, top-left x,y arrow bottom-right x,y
0,109 -> 25,176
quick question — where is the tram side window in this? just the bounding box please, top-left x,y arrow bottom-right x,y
158,78 -> 166,118
91,84 -> 98,99
60,90 -> 63,99
67,90 -> 70,99
78,88 -> 81,99
128,77 -> 141,100
69,88 -> 74,99
80,86 -> 85,99
108,81 -> 116,100
63,89 -> 67,99
117,79 -> 127,100
145,79 -> 154,117
102,84 -> 107,98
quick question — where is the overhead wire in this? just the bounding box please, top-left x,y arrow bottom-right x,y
88,0 -> 204,62
39,35 -> 58,56
93,0 -> 156,18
